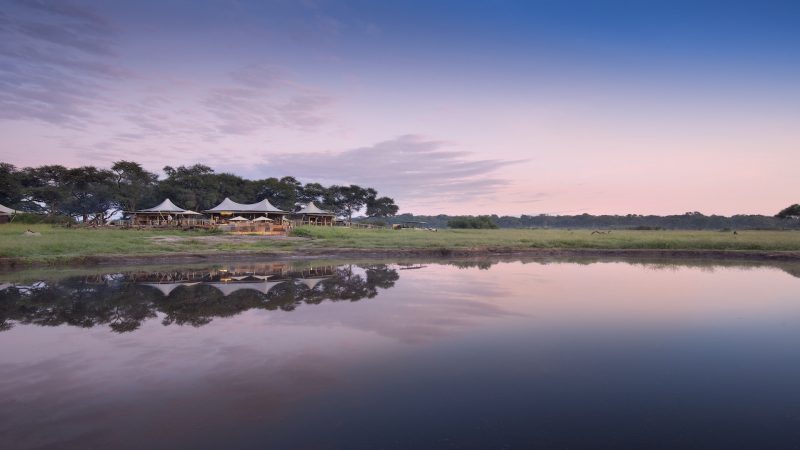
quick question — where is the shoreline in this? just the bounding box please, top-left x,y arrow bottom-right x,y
3,246 -> 800,270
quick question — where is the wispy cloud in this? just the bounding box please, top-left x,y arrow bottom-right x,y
203,64 -> 335,135
1,2 -> 335,143
17,0 -> 114,31
0,0 -> 125,126
259,135 -> 521,208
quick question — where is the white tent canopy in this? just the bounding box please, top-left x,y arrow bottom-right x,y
142,282 -> 199,296
205,197 -> 286,213
0,203 -> 17,215
136,199 -> 199,214
229,216 -> 249,222
300,277 -> 328,290
297,203 -> 334,215
252,216 -> 273,222
209,281 -> 285,296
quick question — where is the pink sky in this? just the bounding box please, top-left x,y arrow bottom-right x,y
1,1 -> 798,215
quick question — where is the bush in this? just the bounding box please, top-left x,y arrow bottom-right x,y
291,227 -> 314,238
447,216 -> 498,229
360,219 -> 387,227
11,213 -> 74,225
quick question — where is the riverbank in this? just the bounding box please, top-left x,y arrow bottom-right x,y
2,224 -> 800,268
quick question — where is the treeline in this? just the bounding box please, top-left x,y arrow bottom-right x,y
373,212 -> 800,230
0,162 -> 399,222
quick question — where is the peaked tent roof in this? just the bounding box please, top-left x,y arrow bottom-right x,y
142,282 -> 199,296
205,197 -> 286,213
301,277 -> 328,290
297,203 -> 334,215
0,204 -> 17,215
137,198 -> 192,213
209,281 -> 285,296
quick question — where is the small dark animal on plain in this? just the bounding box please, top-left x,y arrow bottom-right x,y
591,230 -> 611,235
733,231 -> 738,235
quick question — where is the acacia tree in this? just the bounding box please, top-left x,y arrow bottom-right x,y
776,204 -> 800,222
328,185 -> 370,222
62,166 -> 116,222
0,163 -> 23,208
298,182 -> 328,210
256,176 -> 301,211
111,161 -> 158,212
158,164 -> 217,210
366,194 -> 399,218
21,165 -> 69,215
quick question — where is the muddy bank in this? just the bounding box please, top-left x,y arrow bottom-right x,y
2,246 -> 800,270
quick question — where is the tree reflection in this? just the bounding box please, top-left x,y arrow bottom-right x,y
0,264 -> 399,333
3,258 -> 795,334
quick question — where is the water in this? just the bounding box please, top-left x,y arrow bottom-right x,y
1,258 -> 800,449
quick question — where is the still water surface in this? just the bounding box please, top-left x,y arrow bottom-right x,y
1,258 -> 800,449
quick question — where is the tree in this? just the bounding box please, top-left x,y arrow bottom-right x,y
328,185 -> 370,222
0,163 -> 23,208
251,176 -> 298,212
62,166 -> 116,222
366,195 -> 399,217
21,165 -> 69,215
298,182 -> 328,209
776,204 -> 800,221
157,164 -> 218,210
111,161 -> 158,212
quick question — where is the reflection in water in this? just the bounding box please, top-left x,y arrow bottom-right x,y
1,258 -> 799,334
2,258 -> 800,449
0,263 -> 399,333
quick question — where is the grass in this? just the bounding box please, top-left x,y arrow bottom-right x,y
1,224 -> 799,266
0,224 -> 210,263
295,226 -> 800,251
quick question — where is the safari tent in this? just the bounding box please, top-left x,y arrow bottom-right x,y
130,199 -> 203,226
204,198 -> 287,223
295,203 -> 335,226
0,203 -> 17,224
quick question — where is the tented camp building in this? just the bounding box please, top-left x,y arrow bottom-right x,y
0,203 -> 17,224
129,199 -> 204,226
295,203 -> 335,226
204,198 -> 288,223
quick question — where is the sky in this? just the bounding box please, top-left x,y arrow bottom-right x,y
0,0 -> 798,216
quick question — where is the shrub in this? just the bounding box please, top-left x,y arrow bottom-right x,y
11,213 -> 74,225
361,219 -> 387,227
291,227 -> 314,238
447,216 -> 498,229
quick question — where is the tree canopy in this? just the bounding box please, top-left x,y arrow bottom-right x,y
776,204 -> 800,221
0,161 -> 399,222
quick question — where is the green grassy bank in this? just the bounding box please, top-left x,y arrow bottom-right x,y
2,224 -> 800,266
292,226 -> 800,251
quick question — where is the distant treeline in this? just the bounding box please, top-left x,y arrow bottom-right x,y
370,212 -> 800,230
0,162 -> 399,222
